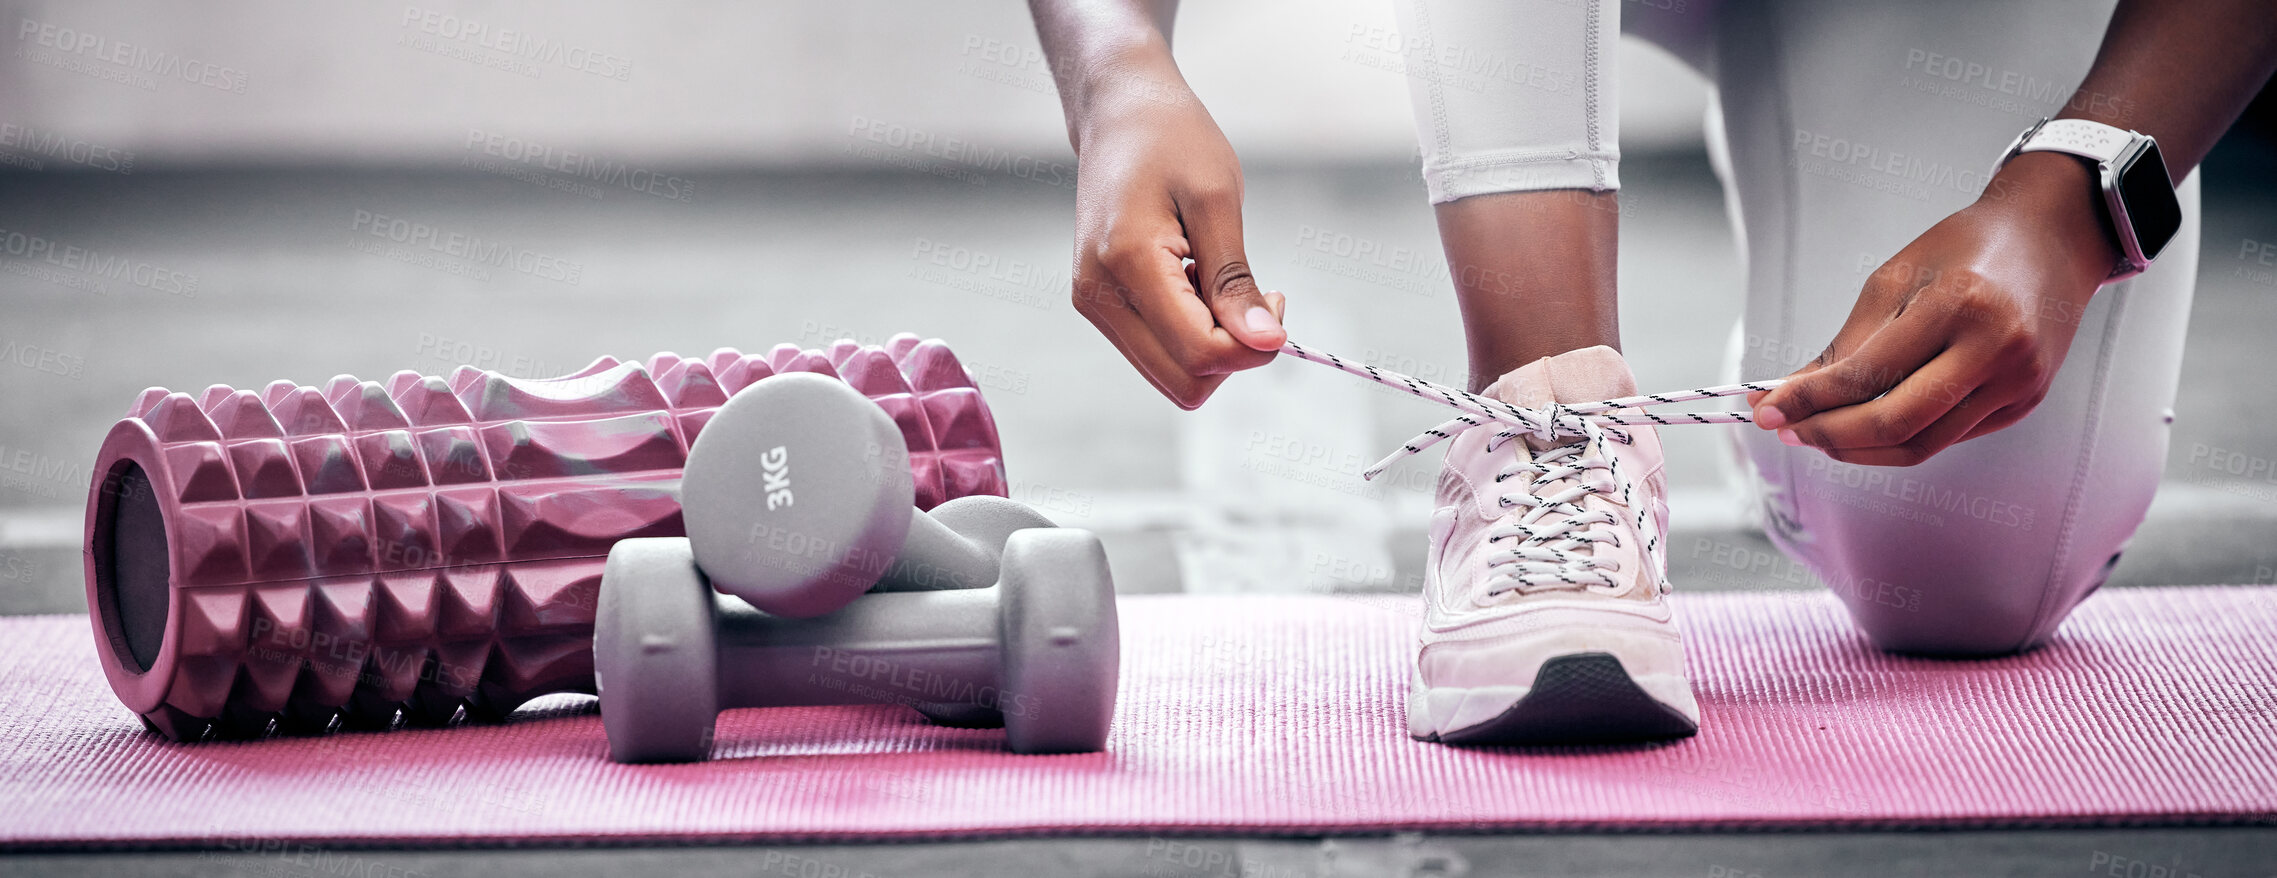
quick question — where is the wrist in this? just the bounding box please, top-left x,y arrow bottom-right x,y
1061,43 -> 1189,150
1980,151 -> 2125,284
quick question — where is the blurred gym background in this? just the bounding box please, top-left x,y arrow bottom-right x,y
3,0 -> 2274,618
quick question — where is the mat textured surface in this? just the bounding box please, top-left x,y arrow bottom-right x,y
4,588 -> 2274,848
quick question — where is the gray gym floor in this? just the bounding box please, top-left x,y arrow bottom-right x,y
4,143 -> 2276,872
7,829 -> 2277,878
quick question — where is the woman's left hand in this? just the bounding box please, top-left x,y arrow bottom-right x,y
1746,152 -> 2126,466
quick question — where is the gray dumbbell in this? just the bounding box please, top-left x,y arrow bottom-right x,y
681,372 -> 1049,618
594,532 -> 1119,762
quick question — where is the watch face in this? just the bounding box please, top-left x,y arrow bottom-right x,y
2117,139 -> 2182,262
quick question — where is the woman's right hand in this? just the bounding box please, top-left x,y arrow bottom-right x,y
1065,60 -> 1285,410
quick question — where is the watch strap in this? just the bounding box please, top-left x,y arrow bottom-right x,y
2017,118 -> 2132,165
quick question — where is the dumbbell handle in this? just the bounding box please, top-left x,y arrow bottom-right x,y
875,508 -> 999,592
710,586 -> 1003,711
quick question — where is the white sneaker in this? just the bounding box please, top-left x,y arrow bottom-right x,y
1406,346 -> 1700,744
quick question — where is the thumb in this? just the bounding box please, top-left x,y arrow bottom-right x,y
1184,195 -> 1285,352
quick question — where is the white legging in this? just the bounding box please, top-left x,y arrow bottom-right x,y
1393,0 -> 2200,654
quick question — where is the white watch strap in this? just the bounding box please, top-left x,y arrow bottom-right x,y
2017,118 -> 2131,165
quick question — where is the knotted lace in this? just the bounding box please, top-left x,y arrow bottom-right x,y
1276,341 -> 1785,595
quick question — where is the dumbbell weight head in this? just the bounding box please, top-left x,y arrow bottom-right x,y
594,530 -> 1118,763
996,528 -> 1119,753
594,537 -> 720,764
682,373 -> 920,618
684,373 -> 1017,618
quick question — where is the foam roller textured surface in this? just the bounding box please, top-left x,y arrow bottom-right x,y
7,588 -> 2275,847
82,335 -> 1007,741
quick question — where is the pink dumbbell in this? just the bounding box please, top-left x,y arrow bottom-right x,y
84,334 -> 1007,741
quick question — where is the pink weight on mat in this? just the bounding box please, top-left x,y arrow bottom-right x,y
82,334 -> 1006,741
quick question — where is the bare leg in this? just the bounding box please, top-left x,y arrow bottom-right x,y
1436,190 -> 1623,392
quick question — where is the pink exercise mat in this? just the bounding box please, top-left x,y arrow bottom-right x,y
4,587 -> 2273,848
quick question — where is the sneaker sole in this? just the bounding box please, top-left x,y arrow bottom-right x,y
1417,652 -> 1699,746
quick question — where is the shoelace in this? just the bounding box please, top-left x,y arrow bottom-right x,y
1276,341 -> 1785,595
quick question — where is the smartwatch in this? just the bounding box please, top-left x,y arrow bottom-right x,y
1994,117 -> 2183,281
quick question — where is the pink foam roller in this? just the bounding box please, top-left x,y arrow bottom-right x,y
83,334 -> 1008,741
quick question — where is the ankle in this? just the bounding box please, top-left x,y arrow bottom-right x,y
1465,337 -> 1624,394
